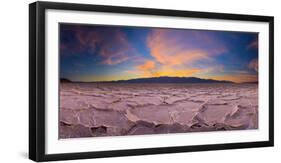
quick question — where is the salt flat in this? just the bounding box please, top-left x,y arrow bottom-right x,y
59,83 -> 258,138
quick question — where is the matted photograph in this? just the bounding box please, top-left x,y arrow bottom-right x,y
59,24 -> 259,138
29,1 -> 273,161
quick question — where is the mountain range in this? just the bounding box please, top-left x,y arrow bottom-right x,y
61,76 -> 234,83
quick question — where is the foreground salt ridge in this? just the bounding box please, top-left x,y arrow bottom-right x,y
59,83 -> 258,138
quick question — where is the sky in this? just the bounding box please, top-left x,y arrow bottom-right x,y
59,23 -> 258,83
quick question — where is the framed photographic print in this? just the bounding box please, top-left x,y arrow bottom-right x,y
29,1 -> 274,162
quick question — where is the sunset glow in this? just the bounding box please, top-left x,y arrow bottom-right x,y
60,24 -> 258,83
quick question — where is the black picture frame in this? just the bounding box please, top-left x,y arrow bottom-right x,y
29,1 -> 274,162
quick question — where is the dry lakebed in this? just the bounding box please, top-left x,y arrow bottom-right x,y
59,83 -> 258,138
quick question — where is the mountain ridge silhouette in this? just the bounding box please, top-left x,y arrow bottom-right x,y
61,76 -> 235,83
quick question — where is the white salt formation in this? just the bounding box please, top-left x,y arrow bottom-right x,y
59,83 -> 258,138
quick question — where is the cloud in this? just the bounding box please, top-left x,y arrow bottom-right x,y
199,65 -> 224,74
129,59 -> 203,78
102,55 -> 129,65
128,68 -> 203,78
146,29 -> 227,68
247,39 -> 258,49
147,29 -> 208,66
151,68 -> 202,77
248,58 -> 258,72
126,29 -> 229,79
136,60 -> 155,71
60,25 -> 136,65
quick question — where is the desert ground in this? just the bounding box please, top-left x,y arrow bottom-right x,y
59,83 -> 258,138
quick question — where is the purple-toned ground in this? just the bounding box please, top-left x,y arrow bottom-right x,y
59,83 -> 258,139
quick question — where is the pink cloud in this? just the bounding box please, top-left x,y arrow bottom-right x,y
147,29 -> 211,67
61,26 -> 137,65
247,39 -> 258,50
248,58 -> 258,72
102,54 -> 129,65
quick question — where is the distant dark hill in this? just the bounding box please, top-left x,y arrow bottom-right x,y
241,81 -> 258,84
99,76 -> 234,84
60,78 -> 72,83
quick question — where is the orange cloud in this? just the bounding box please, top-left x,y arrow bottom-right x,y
136,60 -> 155,71
152,68 -> 202,77
129,60 -> 203,78
147,29 -> 211,67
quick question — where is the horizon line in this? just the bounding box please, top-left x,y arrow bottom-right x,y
60,76 -> 258,84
